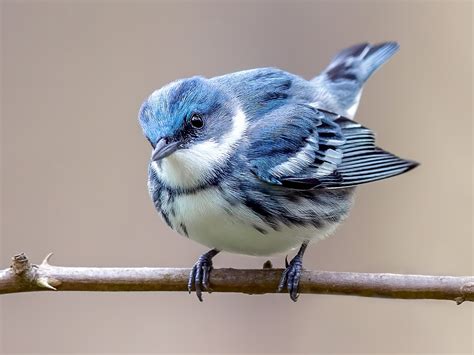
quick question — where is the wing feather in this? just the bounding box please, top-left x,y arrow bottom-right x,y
248,105 -> 418,189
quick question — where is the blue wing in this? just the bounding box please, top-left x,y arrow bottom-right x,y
247,104 -> 418,189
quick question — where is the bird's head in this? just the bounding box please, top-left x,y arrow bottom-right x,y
139,76 -> 247,189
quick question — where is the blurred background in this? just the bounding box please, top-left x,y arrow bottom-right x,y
1,0 -> 472,353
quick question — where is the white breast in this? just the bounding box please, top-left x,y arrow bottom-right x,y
166,187 -> 336,256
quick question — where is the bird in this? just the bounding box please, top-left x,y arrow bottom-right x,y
138,42 -> 418,302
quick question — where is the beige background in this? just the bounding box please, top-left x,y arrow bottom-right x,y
1,1 -> 473,354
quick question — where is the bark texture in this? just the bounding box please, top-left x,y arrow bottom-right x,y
1,253 -> 473,304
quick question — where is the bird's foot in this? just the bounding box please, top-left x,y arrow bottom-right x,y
277,242 -> 308,302
188,249 -> 220,302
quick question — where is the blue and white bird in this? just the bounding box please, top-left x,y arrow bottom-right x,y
138,42 -> 418,301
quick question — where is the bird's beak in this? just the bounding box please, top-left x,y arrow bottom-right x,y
151,138 -> 179,161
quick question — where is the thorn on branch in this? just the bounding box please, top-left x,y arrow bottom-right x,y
41,252 -> 54,267
36,276 -> 57,291
263,260 -> 273,269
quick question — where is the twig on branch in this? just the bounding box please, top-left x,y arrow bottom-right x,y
1,253 -> 473,304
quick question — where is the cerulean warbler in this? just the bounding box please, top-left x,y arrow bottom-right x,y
138,42 -> 418,301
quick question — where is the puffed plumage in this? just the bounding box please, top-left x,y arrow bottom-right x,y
138,42 -> 418,300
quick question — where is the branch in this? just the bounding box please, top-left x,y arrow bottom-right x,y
1,253 -> 473,304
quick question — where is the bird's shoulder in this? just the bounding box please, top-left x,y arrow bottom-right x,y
210,67 -> 314,117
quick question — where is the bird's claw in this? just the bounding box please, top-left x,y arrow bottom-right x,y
188,249 -> 219,301
278,253 -> 304,302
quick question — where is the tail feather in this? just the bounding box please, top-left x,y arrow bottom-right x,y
311,42 -> 399,118
325,41 -> 399,84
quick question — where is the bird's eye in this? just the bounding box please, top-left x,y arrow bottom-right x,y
190,114 -> 204,129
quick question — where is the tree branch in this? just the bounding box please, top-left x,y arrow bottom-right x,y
1,253 -> 473,304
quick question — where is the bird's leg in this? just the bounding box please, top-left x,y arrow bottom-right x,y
188,248 -> 220,302
278,241 -> 308,302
